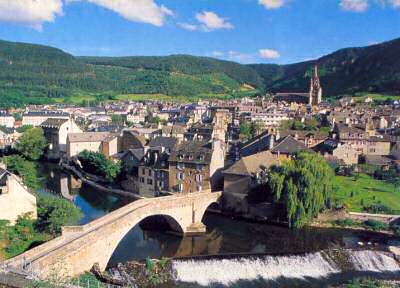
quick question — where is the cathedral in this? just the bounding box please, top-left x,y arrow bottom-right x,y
272,64 -> 323,106
309,64 -> 323,106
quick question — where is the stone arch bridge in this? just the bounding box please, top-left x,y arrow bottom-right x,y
5,191 -> 222,278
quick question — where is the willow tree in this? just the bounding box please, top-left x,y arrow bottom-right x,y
268,152 -> 334,229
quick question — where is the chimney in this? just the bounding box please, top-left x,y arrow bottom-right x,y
276,130 -> 280,141
269,134 -> 274,149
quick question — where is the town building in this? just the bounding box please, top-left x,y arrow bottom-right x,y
0,168 -> 37,224
168,139 -> 225,193
41,118 -> 82,159
0,111 -> 15,128
66,132 -> 119,158
22,111 -> 69,126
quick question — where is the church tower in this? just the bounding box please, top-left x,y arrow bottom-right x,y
309,64 -> 323,106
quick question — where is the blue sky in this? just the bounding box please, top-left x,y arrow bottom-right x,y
0,0 -> 399,64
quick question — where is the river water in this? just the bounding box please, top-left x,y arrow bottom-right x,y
36,162 -> 400,287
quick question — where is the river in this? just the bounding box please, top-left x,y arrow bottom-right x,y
36,162 -> 400,287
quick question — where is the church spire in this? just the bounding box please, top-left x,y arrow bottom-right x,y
309,64 -> 323,106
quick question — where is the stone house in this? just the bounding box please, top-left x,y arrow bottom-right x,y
333,123 -> 392,157
0,111 -> 15,128
66,132 -> 119,158
0,168 -> 37,224
138,150 -> 170,197
270,135 -> 313,158
222,151 -> 281,215
121,130 -> 147,152
161,125 -> 187,142
41,118 -> 82,159
279,130 -> 329,148
137,136 -> 178,196
22,111 -> 69,126
168,139 -> 225,193
223,150 -> 279,196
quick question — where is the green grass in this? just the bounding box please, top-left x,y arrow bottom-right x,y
333,173 -> 400,212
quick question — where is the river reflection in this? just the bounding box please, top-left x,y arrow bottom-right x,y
36,162 -> 400,269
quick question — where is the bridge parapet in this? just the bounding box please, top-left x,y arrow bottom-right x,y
4,191 -> 222,278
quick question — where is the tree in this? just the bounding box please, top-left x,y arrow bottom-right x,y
266,151 -> 334,229
3,155 -> 40,190
111,114 -> 126,124
16,127 -> 47,160
78,150 -> 122,181
240,122 -> 252,140
37,194 -> 83,235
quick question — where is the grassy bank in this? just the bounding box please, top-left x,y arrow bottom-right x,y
353,92 -> 400,103
333,173 -> 400,212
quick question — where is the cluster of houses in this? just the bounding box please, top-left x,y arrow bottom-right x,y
0,80 -> 400,220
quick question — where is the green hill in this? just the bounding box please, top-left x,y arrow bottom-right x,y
1,37 -> 400,107
0,40 -> 263,107
250,38 -> 400,97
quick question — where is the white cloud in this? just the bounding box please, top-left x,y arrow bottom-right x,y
259,48 -> 280,59
0,0 -> 63,30
195,11 -> 233,31
258,0 -> 285,9
389,0 -> 400,7
178,22 -> 198,31
340,0 -> 369,12
228,51 -> 255,64
85,0 -> 173,26
211,51 -> 224,57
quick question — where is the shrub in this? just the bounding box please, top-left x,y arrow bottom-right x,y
363,204 -> 393,215
333,218 -> 358,227
363,219 -> 388,231
78,150 -> 122,181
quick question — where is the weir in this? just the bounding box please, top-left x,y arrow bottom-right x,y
172,249 -> 400,286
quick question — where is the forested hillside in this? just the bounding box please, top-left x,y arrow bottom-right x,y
250,38 -> 400,96
0,37 -> 400,107
0,40 -> 263,107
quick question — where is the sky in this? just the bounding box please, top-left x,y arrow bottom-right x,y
0,0 -> 399,64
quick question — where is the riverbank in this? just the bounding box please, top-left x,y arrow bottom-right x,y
99,248 -> 400,288
60,161 -> 144,200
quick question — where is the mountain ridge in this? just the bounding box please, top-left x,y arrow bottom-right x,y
0,37 -> 399,107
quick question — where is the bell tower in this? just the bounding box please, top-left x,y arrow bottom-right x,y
309,64 -> 323,106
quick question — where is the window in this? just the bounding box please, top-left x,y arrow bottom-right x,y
177,162 -> 185,170
195,174 -> 203,183
140,177 -> 145,183
177,172 -> 185,180
148,170 -> 152,176
177,183 -> 183,192
196,164 -> 204,171
147,179 -> 153,185
197,185 -> 203,192
142,168 -> 145,175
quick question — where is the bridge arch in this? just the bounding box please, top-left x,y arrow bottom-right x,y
106,213 -> 185,267
6,191 -> 223,278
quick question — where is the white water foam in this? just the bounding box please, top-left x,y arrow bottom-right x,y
173,252 -> 339,286
349,250 -> 400,272
172,250 -> 400,286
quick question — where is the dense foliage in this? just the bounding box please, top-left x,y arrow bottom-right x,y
0,215 -> 48,258
267,152 -> 334,228
16,127 -> 47,160
78,150 -> 122,181
37,194 -> 84,235
0,40 -> 263,107
0,194 -> 83,258
251,38 -> 400,96
2,37 -> 400,107
3,155 -> 40,190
